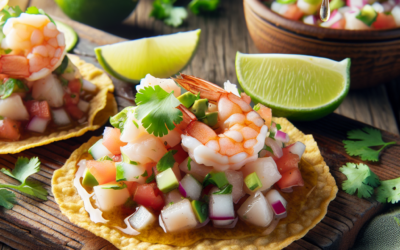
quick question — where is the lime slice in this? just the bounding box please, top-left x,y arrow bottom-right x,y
235,52 -> 350,121
94,29 -> 201,84
55,20 -> 78,52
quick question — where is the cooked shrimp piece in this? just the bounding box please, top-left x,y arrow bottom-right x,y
0,13 -> 66,81
173,74 -> 268,171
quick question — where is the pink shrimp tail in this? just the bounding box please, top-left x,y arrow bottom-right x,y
175,104 -> 197,131
0,55 -> 30,78
172,73 -> 226,103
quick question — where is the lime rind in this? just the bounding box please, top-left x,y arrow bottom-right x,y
235,52 -> 350,121
55,20 -> 78,52
95,29 -> 201,84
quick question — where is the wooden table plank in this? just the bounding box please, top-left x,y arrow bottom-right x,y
0,0 -> 399,250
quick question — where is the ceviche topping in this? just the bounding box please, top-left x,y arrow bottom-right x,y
76,73 -> 307,234
263,0 -> 400,29
0,7 -> 98,141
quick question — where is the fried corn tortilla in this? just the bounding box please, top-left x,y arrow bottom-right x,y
52,117 -> 338,249
0,54 -> 118,154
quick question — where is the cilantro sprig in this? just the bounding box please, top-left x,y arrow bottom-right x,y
0,157 -> 48,209
156,150 -> 177,172
339,163 -> 380,198
343,127 -> 396,162
340,162 -> 400,204
135,85 -> 183,137
150,0 -> 219,27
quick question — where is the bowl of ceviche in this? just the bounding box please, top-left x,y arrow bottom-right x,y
243,0 -> 400,89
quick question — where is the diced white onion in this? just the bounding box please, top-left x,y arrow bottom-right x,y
27,117 -> 50,133
51,108 -> 70,126
78,100 -> 90,112
82,79 -> 97,92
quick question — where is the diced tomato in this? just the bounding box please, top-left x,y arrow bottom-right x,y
276,168 -> 304,190
102,127 -> 127,155
134,183 -> 164,211
373,13 -> 397,29
331,18 -> 346,29
64,93 -> 79,105
86,160 -> 116,185
124,181 -> 139,196
0,118 -> 21,141
170,144 -> 188,164
283,5 -> 303,21
68,79 -> 82,93
274,147 -> 300,174
65,104 -> 84,119
25,100 -> 51,119
112,154 -> 122,162
186,121 -> 217,144
255,104 -> 272,128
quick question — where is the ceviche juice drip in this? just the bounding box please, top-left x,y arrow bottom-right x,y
320,0 -> 330,21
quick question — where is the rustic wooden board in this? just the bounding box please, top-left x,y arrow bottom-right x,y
0,112 -> 398,250
0,0 -> 399,249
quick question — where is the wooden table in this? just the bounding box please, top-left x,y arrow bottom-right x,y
1,0 -> 399,249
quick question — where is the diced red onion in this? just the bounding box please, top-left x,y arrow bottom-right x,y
159,214 -> 168,233
209,216 -> 236,220
265,137 -> 283,158
288,142 -> 306,159
303,15 -> 317,25
195,217 -> 210,229
262,218 -> 280,235
82,79 -> 97,92
178,182 -> 187,197
280,187 -> 293,193
27,117 -> 50,133
213,217 -> 239,228
52,108 -> 70,126
271,201 -> 287,219
274,130 -> 289,143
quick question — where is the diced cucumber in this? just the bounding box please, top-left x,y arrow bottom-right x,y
244,172 -> 262,191
116,162 -> 145,182
82,168 -> 99,187
191,200 -> 208,223
156,168 -> 179,193
356,5 -> 378,26
98,155 -> 113,161
88,139 -> 112,160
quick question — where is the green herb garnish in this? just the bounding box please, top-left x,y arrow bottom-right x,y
339,163 -> 380,198
156,150 -> 177,172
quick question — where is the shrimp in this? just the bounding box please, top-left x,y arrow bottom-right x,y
0,13 -> 66,81
173,74 -> 268,171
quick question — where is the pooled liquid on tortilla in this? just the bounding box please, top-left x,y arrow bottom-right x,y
98,158 -> 318,246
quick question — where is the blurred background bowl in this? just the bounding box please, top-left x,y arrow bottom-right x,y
54,0 -> 139,28
244,0 -> 400,89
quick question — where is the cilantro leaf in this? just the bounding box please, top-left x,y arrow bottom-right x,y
339,163 -> 380,198
0,189 -> 16,209
187,157 -> 192,171
135,85 -> 183,137
146,170 -> 155,183
164,7 -> 187,27
101,183 -> 127,190
141,170 -> 148,177
376,177 -> 400,204
157,150 -> 177,172
150,0 -> 174,19
343,127 -> 396,162
189,0 -> 220,15
1,157 -> 40,183
0,157 -> 48,203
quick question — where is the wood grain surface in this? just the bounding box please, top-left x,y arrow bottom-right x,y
0,0 -> 399,249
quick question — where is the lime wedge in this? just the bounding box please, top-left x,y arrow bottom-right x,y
235,52 -> 350,121
95,29 -> 201,84
55,20 -> 78,52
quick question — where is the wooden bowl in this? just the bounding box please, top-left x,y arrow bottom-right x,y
243,0 -> 400,89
